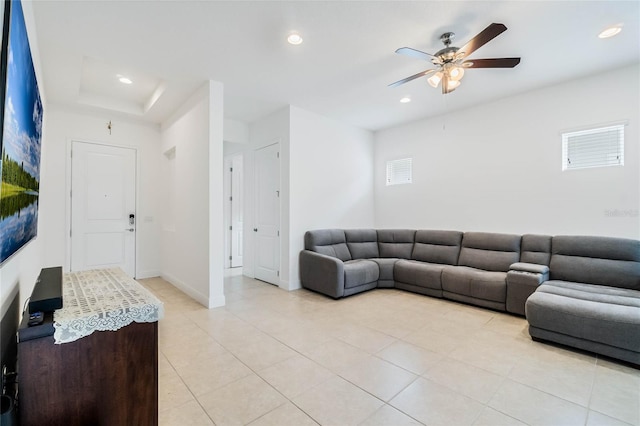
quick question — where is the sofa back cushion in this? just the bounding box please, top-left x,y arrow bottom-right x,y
345,229 -> 379,259
412,230 -> 463,265
550,235 -> 640,290
458,232 -> 521,272
377,229 -> 416,259
520,234 -> 552,265
304,229 -> 352,261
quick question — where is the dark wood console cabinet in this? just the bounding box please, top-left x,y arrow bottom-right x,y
18,318 -> 158,426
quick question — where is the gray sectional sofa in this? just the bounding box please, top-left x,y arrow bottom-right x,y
300,229 -> 640,364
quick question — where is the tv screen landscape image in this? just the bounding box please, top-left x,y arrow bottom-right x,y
0,0 -> 43,264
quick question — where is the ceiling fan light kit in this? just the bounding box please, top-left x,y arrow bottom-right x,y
390,23 -> 521,95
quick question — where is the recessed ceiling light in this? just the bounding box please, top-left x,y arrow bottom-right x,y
287,33 -> 303,45
400,97 -> 411,103
118,76 -> 133,84
598,24 -> 623,39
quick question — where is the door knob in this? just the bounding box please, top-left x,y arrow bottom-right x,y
125,228 -> 135,232
254,228 -> 258,232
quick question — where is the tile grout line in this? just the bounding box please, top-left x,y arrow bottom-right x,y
183,295 -> 334,425
582,356 -> 600,426
158,277 -> 634,426
157,318 -> 218,425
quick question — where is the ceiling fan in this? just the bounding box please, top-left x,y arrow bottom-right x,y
390,23 -> 521,94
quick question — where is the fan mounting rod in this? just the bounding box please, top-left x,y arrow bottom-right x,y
434,32 -> 459,64
440,32 -> 455,46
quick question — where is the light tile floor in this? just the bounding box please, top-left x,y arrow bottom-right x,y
139,273 -> 640,426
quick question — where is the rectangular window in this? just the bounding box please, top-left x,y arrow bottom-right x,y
562,124 -> 624,171
386,158 -> 412,185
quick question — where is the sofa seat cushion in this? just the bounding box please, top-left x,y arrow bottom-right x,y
344,259 -> 379,289
371,258 -> 399,281
526,281 -> 640,353
395,260 -> 446,290
442,266 -> 507,303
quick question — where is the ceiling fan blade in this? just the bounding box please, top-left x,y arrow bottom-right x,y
388,69 -> 436,88
395,47 -> 434,62
462,58 -> 521,68
458,23 -> 507,58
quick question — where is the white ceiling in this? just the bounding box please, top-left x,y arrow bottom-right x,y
32,1 -> 639,131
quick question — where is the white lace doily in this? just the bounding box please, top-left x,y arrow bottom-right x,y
53,268 -> 164,344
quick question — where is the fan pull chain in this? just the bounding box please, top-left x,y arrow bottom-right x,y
442,92 -> 448,131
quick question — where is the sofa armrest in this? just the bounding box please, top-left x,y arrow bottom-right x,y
299,250 -> 345,299
506,264 -> 550,316
510,262 -> 550,275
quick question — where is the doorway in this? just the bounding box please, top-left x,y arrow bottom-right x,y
224,153 -> 243,269
253,143 -> 280,285
70,141 -> 137,277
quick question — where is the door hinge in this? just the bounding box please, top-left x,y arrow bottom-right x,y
229,255 -> 233,261
229,196 -> 232,201
70,229 -> 72,237
229,225 -> 232,230
277,152 -> 280,159
277,230 -> 280,236
277,271 -> 280,277
230,167 -> 233,172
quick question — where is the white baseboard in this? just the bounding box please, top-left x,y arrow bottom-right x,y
160,272 -> 209,307
136,270 -> 160,279
282,279 -> 302,291
208,293 -> 226,309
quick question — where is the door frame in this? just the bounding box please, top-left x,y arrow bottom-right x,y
65,139 -> 139,275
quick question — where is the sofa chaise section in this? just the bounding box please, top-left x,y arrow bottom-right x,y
526,235 -> 640,364
442,232 -> 521,311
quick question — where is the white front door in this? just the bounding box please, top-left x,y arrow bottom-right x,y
254,143 -> 279,285
70,141 -> 136,277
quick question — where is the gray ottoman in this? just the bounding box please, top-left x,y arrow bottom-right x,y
526,281 -> 640,364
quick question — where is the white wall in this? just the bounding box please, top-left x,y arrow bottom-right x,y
243,106 -> 375,291
208,82 -> 225,308
40,106 -> 162,278
374,64 -> 640,239
160,82 -> 225,308
224,118 -> 249,145
288,106 -> 375,289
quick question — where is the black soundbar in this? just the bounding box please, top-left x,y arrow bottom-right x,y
28,267 -> 63,314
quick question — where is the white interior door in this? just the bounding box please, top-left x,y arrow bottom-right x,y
230,155 -> 244,267
71,141 -> 136,277
224,153 -> 244,268
254,143 -> 279,285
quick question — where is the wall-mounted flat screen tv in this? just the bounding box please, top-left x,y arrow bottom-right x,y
0,0 -> 43,265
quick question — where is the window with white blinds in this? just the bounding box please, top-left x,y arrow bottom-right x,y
562,124 -> 625,171
386,158 -> 412,185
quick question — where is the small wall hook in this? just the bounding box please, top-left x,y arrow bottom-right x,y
107,120 -> 112,135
